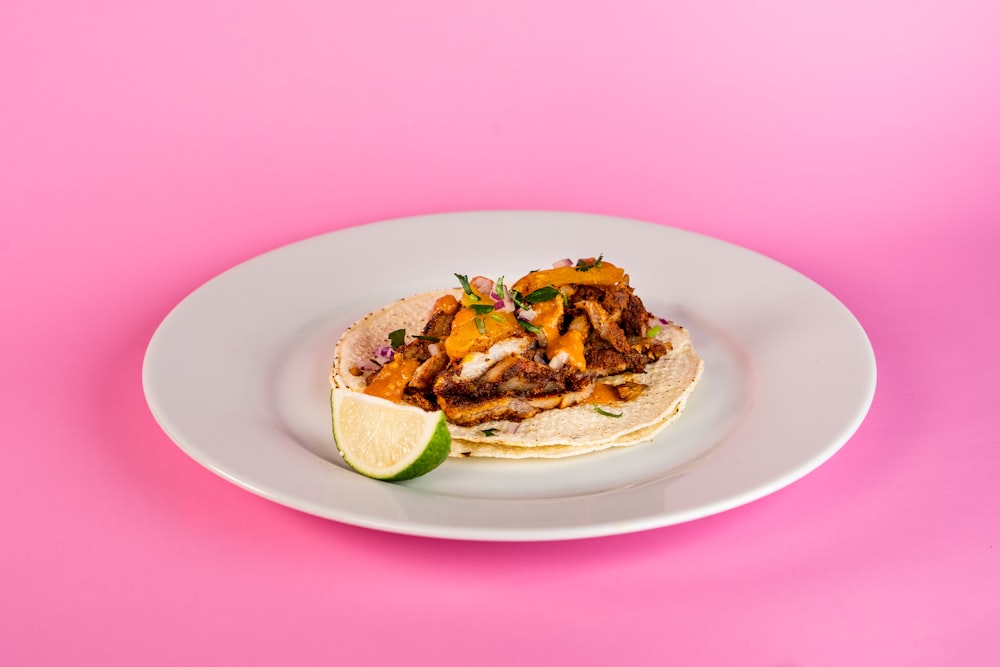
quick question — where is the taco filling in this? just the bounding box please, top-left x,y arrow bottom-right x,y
331,257 -> 703,458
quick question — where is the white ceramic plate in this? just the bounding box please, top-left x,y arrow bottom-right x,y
143,211 -> 876,541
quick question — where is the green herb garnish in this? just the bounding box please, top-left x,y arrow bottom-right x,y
414,335 -> 440,342
469,303 -> 496,315
489,313 -> 505,323
646,325 -> 662,338
455,273 -> 480,301
495,276 -> 505,299
475,317 -> 486,335
510,289 -> 529,310
518,319 -> 542,334
593,404 -> 623,418
481,428 -> 500,437
388,328 -> 406,349
524,285 -> 560,304
575,254 -> 605,272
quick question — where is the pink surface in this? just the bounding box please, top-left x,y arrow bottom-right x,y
2,1 -> 998,665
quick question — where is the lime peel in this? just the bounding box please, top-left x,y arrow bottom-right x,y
331,388 -> 451,481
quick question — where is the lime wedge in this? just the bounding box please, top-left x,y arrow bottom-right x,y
331,388 -> 451,481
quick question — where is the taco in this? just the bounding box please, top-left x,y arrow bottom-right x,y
330,258 -> 703,459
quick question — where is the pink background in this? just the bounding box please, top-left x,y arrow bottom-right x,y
3,1 -> 998,665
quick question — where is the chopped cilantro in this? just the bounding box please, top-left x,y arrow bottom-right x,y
388,328 -> 406,349
481,428 -> 500,437
594,404 -> 623,418
646,325 -> 662,338
575,254 -> 605,272
455,273 -> 480,301
469,303 -> 496,315
510,289 -> 529,310
518,319 -> 542,334
524,285 -> 560,304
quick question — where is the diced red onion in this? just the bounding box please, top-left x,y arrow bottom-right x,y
471,276 -> 494,296
504,422 -> 520,434
518,308 -> 537,322
489,289 -> 513,312
552,258 -> 573,268
428,343 -> 440,356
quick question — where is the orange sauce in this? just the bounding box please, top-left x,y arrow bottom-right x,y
531,298 -> 564,346
444,308 -> 519,360
547,329 -> 586,371
591,382 -> 620,405
363,356 -> 419,402
434,294 -> 460,315
511,262 -> 625,295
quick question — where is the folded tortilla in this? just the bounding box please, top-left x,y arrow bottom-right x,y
331,289 -> 703,459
